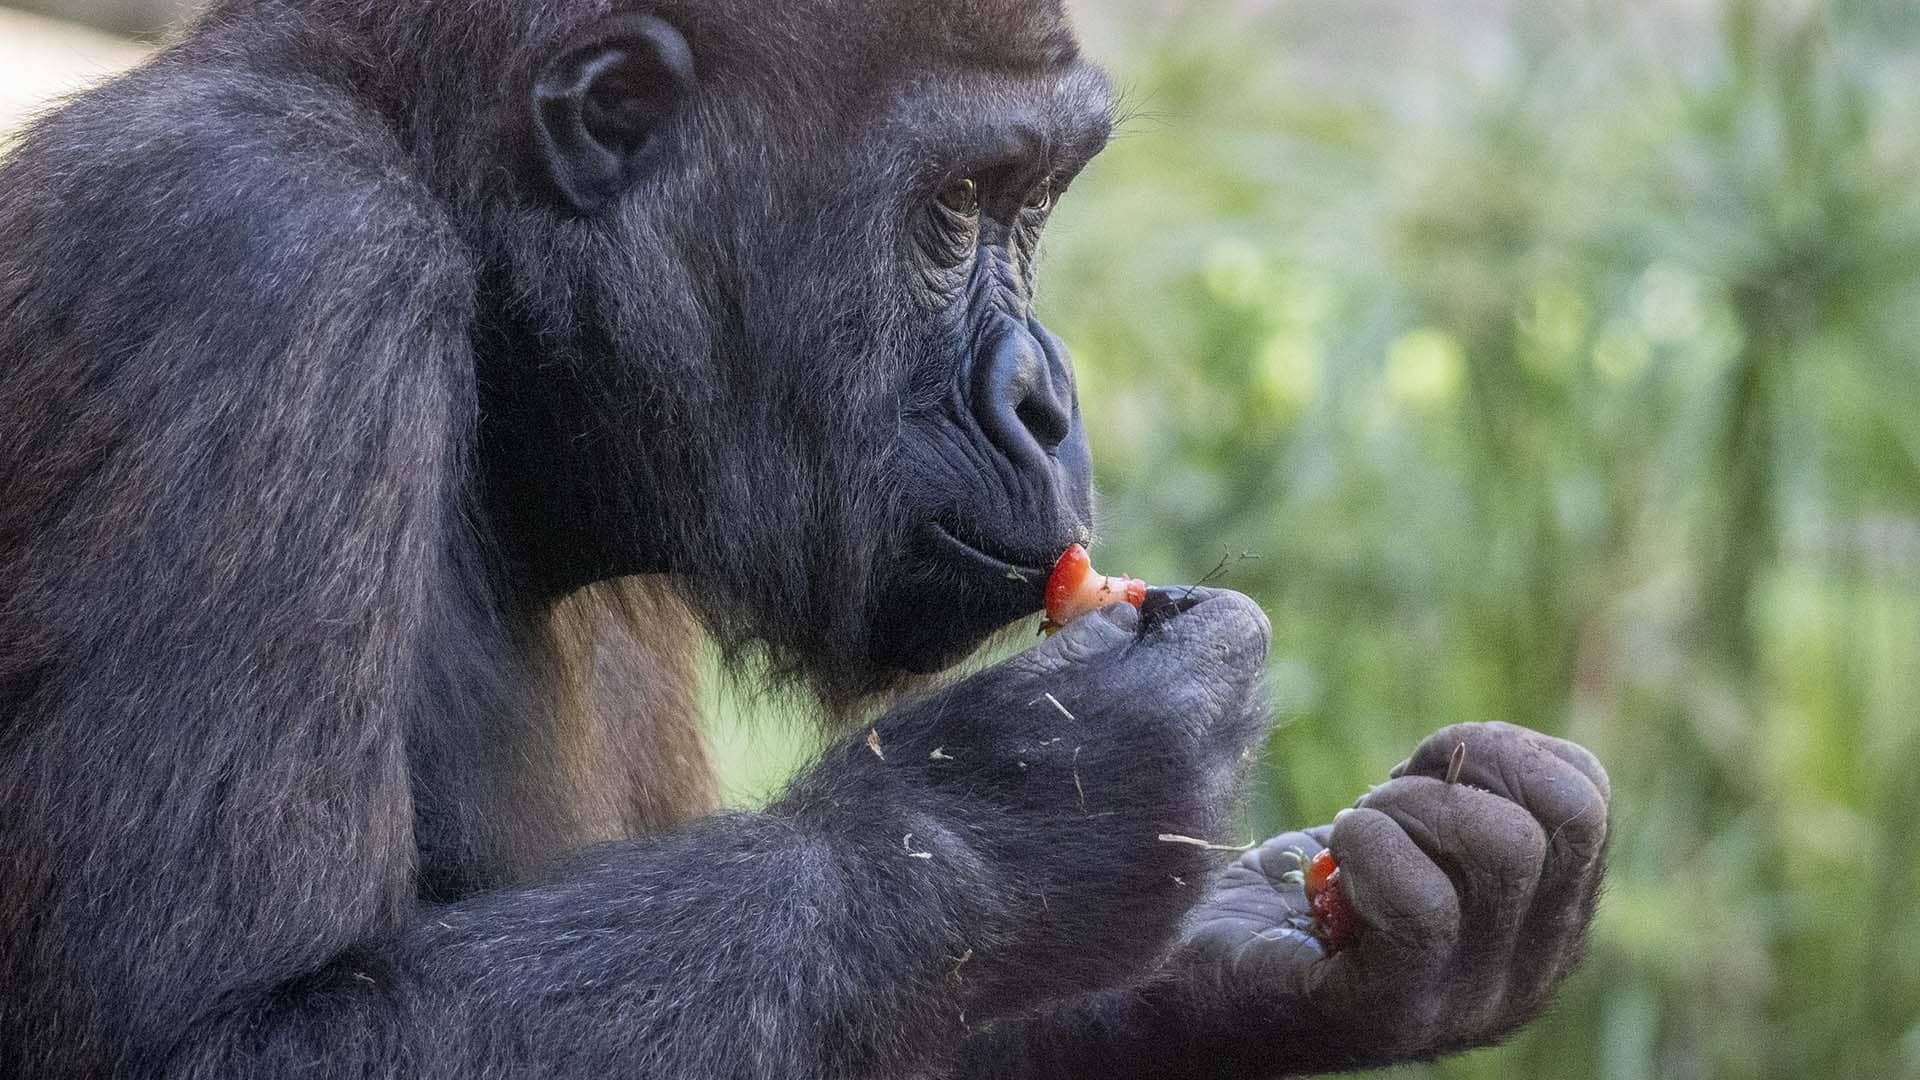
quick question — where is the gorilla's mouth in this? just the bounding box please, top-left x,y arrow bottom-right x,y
925,520 -> 1050,600
868,521 -> 1056,674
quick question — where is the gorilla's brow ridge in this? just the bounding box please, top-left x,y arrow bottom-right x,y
871,63 -> 1117,188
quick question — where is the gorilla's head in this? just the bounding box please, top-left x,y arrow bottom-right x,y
465,0 -> 1111,702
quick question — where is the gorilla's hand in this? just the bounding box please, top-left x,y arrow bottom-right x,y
790,589 -> 1271,1016
1177,722 -> 1610,1072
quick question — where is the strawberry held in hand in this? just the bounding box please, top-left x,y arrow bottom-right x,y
1041,544 -> 1146,634
1304,848 -> 1359,953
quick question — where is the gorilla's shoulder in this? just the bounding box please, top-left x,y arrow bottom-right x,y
4,51 -> 456,281
1,56 -> 471,384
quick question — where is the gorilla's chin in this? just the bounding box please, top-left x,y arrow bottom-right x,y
866,522 -> 1052,674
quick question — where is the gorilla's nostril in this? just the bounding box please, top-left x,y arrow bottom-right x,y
977,322 -> 1078,465
1015,392 -> 1071,451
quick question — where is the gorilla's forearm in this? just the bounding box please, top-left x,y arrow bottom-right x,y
956,980 -> 1382,1080
960,936 -> 1557,1078
961,960 -> 1569,1080
160,615 -> 1278,1080
159,807 -> 983,1076
163,807 -> 986,1080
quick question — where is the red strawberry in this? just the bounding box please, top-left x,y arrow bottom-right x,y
1304,849 -> 1358,953
1042,544 -> 1146,634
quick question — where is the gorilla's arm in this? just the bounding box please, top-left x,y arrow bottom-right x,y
959,723 -> 1610,1078
388,607 -> 1269,1080
125,612 -> 1271,1080
0,75 -> 1269,1080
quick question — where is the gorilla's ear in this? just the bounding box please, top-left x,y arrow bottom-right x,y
530,14 -> 695,215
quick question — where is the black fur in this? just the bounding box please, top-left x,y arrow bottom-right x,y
0,2 -> 1607,1077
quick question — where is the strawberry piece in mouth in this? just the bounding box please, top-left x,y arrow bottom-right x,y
1040,544 -> 1146,634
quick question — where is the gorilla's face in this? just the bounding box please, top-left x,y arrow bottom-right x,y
865,93 -> 1114,673
491,5 -> 1113,699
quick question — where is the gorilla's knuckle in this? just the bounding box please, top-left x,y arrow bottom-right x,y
1354,787 -> 1447,854
1542,792 -> 1610,867
1186,591 -> 1272,658
1136,599 -> 1270,681
1366,875 -> 1460,941
1331,808 -> 1456,912
1541,738 -> 1612,805
1516,763 -> 1609,855
1361,781 -> 1549,908
1457,808 -> 1548,898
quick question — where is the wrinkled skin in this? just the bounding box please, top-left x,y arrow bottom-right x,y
961,722 -> 1610,1077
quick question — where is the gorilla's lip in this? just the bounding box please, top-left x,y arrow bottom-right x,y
871,523 -> 1054,673
925,522 -> 1050,591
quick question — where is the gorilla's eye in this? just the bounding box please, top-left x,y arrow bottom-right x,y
1023,180 -> 1054,213
937,178 -> 980,216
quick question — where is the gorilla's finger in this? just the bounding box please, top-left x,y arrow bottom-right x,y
1356,778 -> 1545,985
1327,807 -> 1460,976
1137,585 -> 1209,634
1402,721 -> 1610,806
1092,590 -> 1270,744
1392,722 -> 1606,802
1027,599 -> 1142,667
1386,723 -> 1607,1009
1389,723 -> 1608,871
1494,723 -> 1611,805
1241,830 -> 1327,890
1507,845 -> 1607,1012
1183,831 -> 1326,977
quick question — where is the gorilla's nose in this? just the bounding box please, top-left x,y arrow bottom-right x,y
977,320 -> 1075,465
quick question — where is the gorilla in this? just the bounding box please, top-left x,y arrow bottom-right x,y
0,1 -> 1610,1077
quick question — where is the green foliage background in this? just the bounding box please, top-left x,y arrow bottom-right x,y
718,1 -> 1920,1076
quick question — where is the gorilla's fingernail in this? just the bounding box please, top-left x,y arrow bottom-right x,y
1137,586 -> 1203,636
